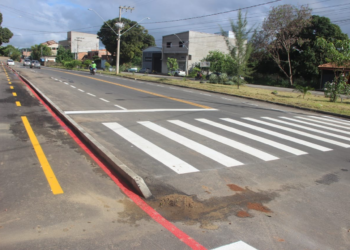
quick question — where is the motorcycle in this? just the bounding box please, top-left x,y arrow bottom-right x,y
195,72 -> 203,80
90,67 -> 96,75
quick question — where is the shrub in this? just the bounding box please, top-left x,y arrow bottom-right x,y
64,61 -> 74,69
224,81 -> 234,85
219,73 -> 229,84
104,62 -> 111,69
188,67 -> 201,77
83,59 -> 92,68
209,74 -> 218,84
271,90 -> 278,95
200,80 -> 205,84
72,60 -> 82,68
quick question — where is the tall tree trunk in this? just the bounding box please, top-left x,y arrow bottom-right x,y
287,51 -> 293,86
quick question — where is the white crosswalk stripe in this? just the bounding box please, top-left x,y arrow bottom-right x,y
139,121 -> 243,167
295,116 -> 350,130
280,117 -> 350,135
222,118 -> 332,151
263,117 -> 350,142
169,120 -> 279,161
244,118 -> 350,148
103,122 -> 199,174
308,116 -> 350,126
322,116 -> 350,124
197,118 -> 307,155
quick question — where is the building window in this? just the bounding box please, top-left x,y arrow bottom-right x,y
166,42 -> 172,48
145,57 -> 152,61
179,41 -> 185,47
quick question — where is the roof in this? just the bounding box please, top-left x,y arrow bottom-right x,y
41,40 -> 58,45
318,62 -> 350,71
143,46 -> 162,52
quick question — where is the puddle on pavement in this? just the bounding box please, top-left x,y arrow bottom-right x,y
144,184 -> 276,230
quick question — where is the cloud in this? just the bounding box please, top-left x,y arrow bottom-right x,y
1,0 -> 349,49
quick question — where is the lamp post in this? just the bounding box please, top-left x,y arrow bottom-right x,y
88,8 -> 150,75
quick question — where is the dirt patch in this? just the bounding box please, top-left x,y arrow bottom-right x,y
247,202 -> 271,213
148,185 -> 276,230
227,184 -> 245,192
236,210 -> 251,218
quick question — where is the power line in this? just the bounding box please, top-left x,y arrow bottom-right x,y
145,0 -> 282,24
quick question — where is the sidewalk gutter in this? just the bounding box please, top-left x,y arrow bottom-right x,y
14,70 -> 152,199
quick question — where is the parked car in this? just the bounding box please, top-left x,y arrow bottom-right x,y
7,59 -> 15,66
171,69 -> 186,76
30,60 -> 41,69
127,67 -> 138,72
206,72 -> 221,80
23,59 -> 31,66
139,68 -> 150,73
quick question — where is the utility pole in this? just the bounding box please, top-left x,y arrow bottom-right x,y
116,6 -> 134,75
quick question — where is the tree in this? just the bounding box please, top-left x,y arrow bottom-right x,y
316,38 -> 350,102
255,5 -> 312,86
202,51 -> 234,75
30,44 -> 52,60
222,10 -> 255,89
97,18 -> 155,65
292,15 -> 348,82
0,13 -> 13,46
56,46 -> 73,63
0,45 -> 17,56
167,58 -> 178,75
293,85 -> 314,99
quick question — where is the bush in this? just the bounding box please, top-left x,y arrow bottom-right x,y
72,60 -> 82,68
104,62 -> 111,69
219,73 -> 229,84
83,59 -> 92,68
188,67 -> 201,77
64,61 -> 74,69
209,74 -> 218,84
200,80 -> 205,84
224,81 -> 234,85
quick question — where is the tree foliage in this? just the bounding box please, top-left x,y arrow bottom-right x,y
97,18 -> 155,65
30,44 -> 52,60
316,38 -> 350,102
255,4 -> 312,86
56,46 -> 74,63
202,51 -> 234,75
167,58 -> 178,75
292,15 -> 348,81
0,13 -> 13,46
222,10 -> 255,88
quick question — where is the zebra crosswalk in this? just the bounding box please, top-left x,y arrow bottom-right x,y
102,115 -> 350,175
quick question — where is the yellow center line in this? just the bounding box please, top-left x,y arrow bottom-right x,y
46,68 -> 213,109
21,116 -> 63,195
8,82 -> 11,84
12,92 -> 17,96
10,86 -> 14,89
16,101 -> 21,106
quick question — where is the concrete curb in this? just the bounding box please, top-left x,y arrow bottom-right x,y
15,70 -> 152,199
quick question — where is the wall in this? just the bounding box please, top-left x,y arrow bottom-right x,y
70,31 -> 99,54
162,32 -> 189,73
188,31 -> 235,70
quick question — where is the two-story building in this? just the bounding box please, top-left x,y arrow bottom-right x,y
161,31 -> 235,75
41,40 -> 59,56
59,31 -> 99,60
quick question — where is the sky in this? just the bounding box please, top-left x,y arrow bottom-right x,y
1,0 -> 350,50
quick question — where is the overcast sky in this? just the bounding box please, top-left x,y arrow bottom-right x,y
1,0 -> 350,50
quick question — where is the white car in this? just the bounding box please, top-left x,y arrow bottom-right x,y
7,59 -> 15,66
171,69 -> 186,76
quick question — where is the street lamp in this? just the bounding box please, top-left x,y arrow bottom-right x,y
88,8 -> 150,75
116,17 -> 150,74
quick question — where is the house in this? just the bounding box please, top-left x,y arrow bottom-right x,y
41,40 -> 59,56
318,63 -> 350,89
161,31 -> 236,75
141,47 -> 162,73
59,31 -> 99,60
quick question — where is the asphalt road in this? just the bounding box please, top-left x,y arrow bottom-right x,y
3,63 -> 350,250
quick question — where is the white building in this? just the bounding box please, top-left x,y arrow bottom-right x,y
161,31 -> 235,74
59,31 -> 99,60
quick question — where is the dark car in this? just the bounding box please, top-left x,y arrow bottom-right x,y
206,72 -> 221,80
